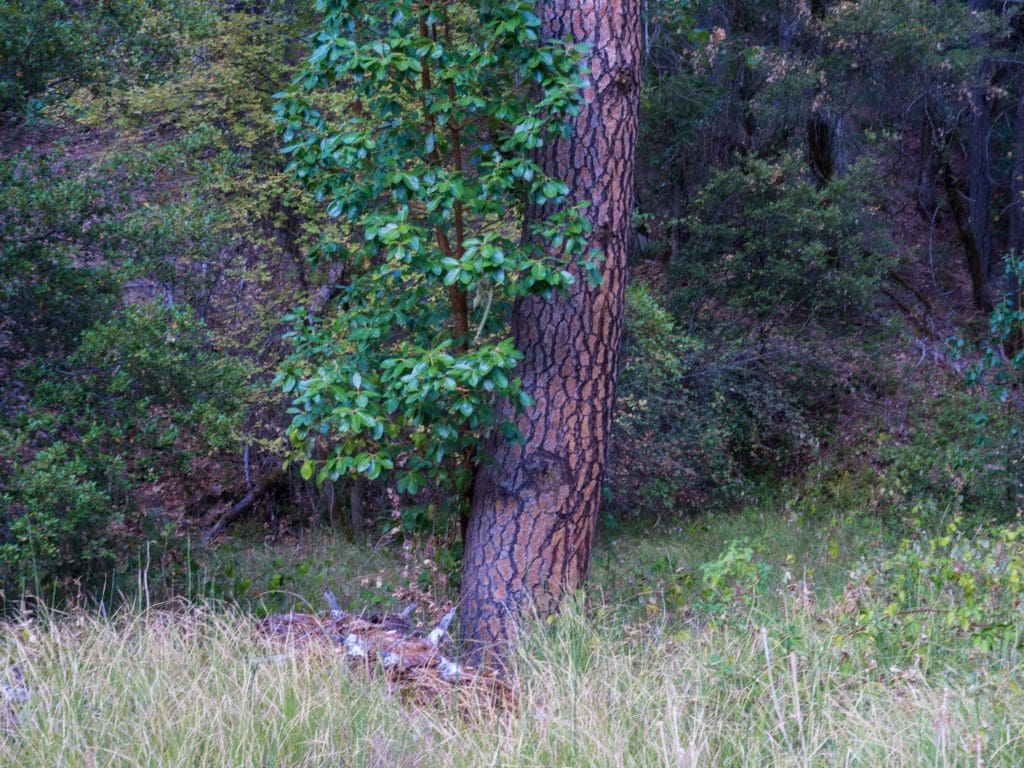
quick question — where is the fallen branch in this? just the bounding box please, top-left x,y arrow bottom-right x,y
201,466 -> 285,545
888,271 -> 932,314
428,606 -> 456,649
323,590 -> 347,621
203,264 -> 348,544
256,597 -> 512,712
881,287 -> 940,342
309,261 -> 347,318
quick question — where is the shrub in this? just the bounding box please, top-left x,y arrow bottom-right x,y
29,303 -> 252,470
0,0 -> 215,115
609,284 -> 834,518
0,0 -> 84,113
959,251 -> 1024,511
676,152 -> 890,328
0,443 -> 116,596
1,304 -> 252,602
845,516 -> 1024,661
0,151 -> 123,358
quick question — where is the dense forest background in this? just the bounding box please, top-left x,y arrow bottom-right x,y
4,1 -> 1024,764
3,0 -> 1022,600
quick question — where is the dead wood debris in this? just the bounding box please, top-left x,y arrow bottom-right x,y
256,592 -> 513,712
1,664 -> 27,738
201,465 -> 286,544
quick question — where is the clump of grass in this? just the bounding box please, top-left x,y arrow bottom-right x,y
2,607 -> 428,767
2,596 -> 1021,767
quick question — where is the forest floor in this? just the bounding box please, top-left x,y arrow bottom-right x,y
4,379 -> 1024,766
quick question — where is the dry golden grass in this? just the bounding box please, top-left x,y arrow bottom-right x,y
2,598 -> 1021,767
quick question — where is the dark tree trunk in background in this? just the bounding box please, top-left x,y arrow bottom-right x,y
668,176 -> 684,263
1010,85 -> 1024,257
777,0 -> 803,51
808,111 -> 832,185
807,106 -> 847,187
969,0 -> 994,278
1004,83 -> 1024,354
459,0 -> 641,664
968,91 -> 993,274
917,117 -> 939,219
944,160 -> 993,311
349,476 -> 365,539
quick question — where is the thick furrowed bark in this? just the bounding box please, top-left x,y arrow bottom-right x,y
459,0 -> 641,665
1004,85 -> 1024,356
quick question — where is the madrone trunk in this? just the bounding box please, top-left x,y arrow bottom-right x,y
459,0 -> 641,663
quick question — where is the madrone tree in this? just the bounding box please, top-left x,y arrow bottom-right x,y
277,0 -> 640,662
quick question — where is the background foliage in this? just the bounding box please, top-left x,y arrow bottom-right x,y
2,0 -> 1024,612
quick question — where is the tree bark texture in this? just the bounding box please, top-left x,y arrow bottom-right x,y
459,0 -> 641,664
1004,83 -> 1024,354
968,86 -> 993,276
807,107 -> 847,187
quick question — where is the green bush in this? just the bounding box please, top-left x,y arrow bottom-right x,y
0,0 -> 84,113
29,303 -> 252,470
676,152 -> 890,327
0,151 -> 124,358
609,149 -> 892,520
0,442 -> 116,596
873,392 -> 1011,522
1,303 -> 252,602
0,1 -> 296,602
958,251 -> 1024,512
0,0 -> 215,114
609,284 -> 835,517
846,516 -> 1024,662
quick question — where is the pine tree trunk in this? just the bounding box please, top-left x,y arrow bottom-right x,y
459,0 -> 641,664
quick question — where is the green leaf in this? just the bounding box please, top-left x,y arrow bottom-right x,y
277,0 -> 588,509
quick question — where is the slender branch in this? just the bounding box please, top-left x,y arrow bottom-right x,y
201,466 -> 285,544
443,17 -> 469,352
418,14 -> 468,353
472,283 -> 495,346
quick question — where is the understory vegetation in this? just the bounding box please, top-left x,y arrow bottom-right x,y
4,453 -> 1024,766
3,0 -> 1024,763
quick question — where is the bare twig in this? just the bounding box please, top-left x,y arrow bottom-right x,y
323,591 -> 347,621
201,466 -> 285,544
428,607 -> 457,649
